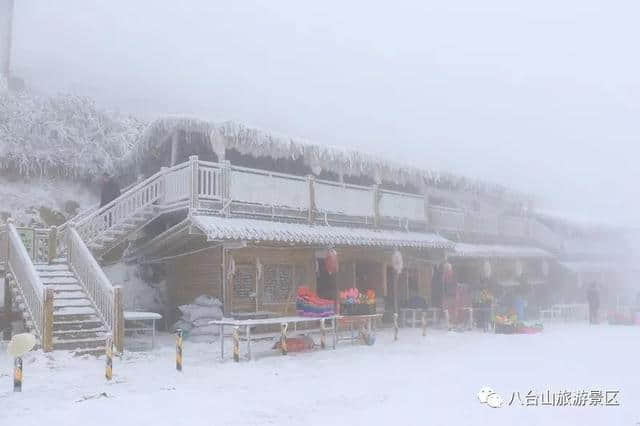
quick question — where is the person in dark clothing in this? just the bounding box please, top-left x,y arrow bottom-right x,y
587,283 -> 600,324
100,173 -> 121,208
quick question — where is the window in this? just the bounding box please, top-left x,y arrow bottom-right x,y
263,264 -> 308,304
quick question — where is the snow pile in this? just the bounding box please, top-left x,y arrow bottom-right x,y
173,295 -> 223,340
102,262 -> 167,314
0,89 -> 146,179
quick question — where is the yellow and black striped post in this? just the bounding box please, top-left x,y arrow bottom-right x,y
105,335 -> 113,381
176,329 -> 183,372
280,323 -> 288,355
422,311 -> 427,337
393,313 -> 399,341
13,357 -> 22,392
232,326 -> 240,363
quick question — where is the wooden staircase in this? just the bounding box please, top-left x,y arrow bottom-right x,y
87,204 -> 160,257
8,259 -> 109,356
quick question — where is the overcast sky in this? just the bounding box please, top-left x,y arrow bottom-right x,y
8,0 -> 640,227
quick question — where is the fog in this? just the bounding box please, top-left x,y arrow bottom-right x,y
8,0 -> 640,227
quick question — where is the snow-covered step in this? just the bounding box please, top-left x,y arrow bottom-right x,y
49,290 -> 87,299
54,328 -> 108,341
47,284 -> 84,292
40,276 -> 79,285
34,263 -> 68,271
53,318 -> 104,331
37,270 -> 74,278
53,298 -> 92,308
53,306 -> 97,316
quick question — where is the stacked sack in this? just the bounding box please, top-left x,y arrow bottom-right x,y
173,295 -> 224,340
296,287 -> 335,317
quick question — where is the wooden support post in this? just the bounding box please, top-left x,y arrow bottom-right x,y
47,226 -> 57,264
320,318 -> 326,349
307,175 -> 316,225
2,274 -> 12,340
113,286 -> 125,353
393,271 -> 399,322
422,311 -> 427,336
223,160 -> 232,206
280,323 -> 288,355
42,288 -> 54,352
372,184 -> 380,227
105,335 -> 113,381
160,166 -> 169,203
176,329 -> 183,372
170,131 -> 179,166
189,155 -> 199,211
221,247 -> 229,316
232,326 -> 240,363
393,313 -> 399,341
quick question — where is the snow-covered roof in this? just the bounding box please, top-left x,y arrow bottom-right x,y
0,89 -> 145,178
558,261 -> 617,274
131,117 -> 526,200
451,243 -> 552,259
191,215 -> 453,249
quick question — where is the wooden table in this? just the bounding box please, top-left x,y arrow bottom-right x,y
335,314 -> 383,345
210,316 -> 338,361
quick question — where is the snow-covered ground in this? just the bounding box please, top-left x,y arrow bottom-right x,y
1,324 -> 639,426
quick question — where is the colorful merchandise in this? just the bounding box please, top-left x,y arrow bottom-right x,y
339,288 -> 376,315
296,287 -> 335,317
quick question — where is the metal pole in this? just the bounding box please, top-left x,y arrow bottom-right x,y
0,0 -> 14,78
13,356 -> 22,392
175,329 -> 183,372
105,335 -> 113,381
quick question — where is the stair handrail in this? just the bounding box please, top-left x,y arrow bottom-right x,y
0,225 -> 7,271
5,220 -> 54,350
63,169 -> 167,248
66,223 -> 124,351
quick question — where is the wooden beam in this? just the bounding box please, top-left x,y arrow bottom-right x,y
2,274 -> 12,340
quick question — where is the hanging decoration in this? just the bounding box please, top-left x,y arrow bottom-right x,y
324,249 -> 339,275
256,257 -> 263,280
483,261 -> 492,279
514,260 -> 523,278
227,256 -> 236,280
391,250 -> 404,274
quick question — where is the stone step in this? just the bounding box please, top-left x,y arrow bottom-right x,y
53,298 -> 92,308
37,270 -> 74,278
34,263 -> 68,271
40,276 -> 78,285
53,306 -> 97,317
50,290 -> 87,299
54,328 -> 108,340
53,318 -> 104,331
47,284 -> 83,292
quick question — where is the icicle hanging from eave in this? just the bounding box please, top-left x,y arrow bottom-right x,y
131,117 -> 529,201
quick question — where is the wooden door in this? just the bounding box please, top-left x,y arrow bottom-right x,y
232,264 -> 257,313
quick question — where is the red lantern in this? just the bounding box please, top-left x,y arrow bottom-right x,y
324,249 -> 339,275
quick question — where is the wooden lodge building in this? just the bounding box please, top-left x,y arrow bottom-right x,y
122,119 -> 562,320
2,118 -> 633,352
